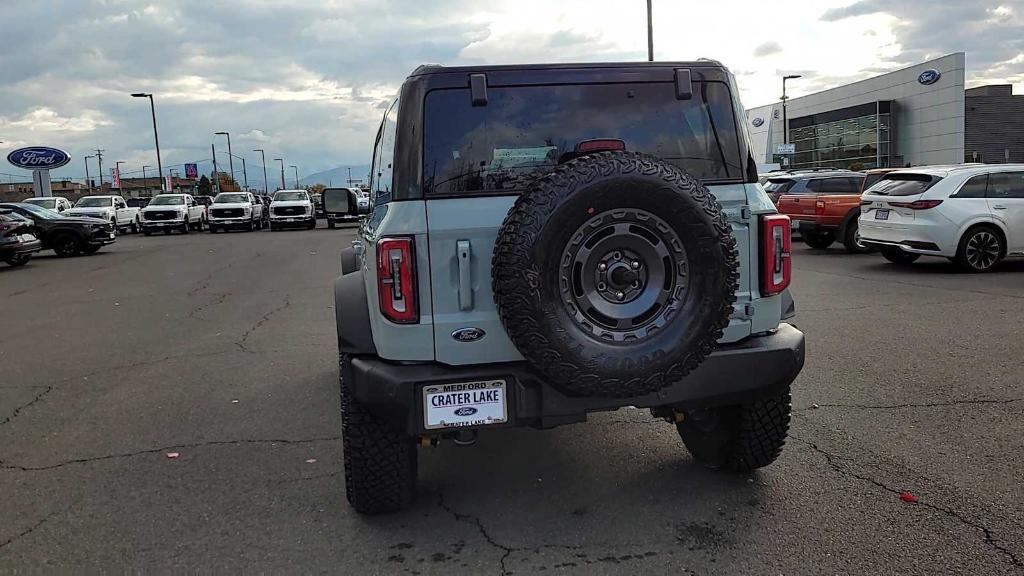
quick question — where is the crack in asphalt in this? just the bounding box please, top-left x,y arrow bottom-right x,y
792,436 -> 1022,568
436,492 -> 583,576
187,261 -> 236,297
0,499 -> 78,551
796,398 -> 1024,412
186,291 -> 232,320
235,295 -> 291,353
0,386 -> 54,428
0,436 -> 342,472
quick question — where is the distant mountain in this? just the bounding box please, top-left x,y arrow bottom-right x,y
300,165 -> 371,188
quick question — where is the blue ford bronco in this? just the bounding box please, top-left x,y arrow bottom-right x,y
335,61 -> 804,514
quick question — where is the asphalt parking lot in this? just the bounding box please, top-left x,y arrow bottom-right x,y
1,225 -> 1022,574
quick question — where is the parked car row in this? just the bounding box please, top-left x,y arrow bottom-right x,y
0,202 -> 117,266
762,164 -> 1024,272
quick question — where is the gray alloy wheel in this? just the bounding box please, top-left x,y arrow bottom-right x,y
559,208 -> 689,342
958,228 -> 1003,272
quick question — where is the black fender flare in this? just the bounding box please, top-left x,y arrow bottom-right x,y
335,247 -> 377,355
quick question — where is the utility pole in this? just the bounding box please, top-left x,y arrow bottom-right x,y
240,156 -> 248,190
84,155 -> 94,193
646,0 -> 654,62
254,149 -> 268,195
95,149 -> 105,188
290,165 -> 299,189
781,74 -> 802,146
347,167 -> 352,185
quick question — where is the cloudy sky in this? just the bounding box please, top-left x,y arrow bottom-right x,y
1,0 -> 1022,184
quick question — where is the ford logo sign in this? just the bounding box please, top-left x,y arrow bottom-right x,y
451,327 -> 485,342
7,146 -> 71,170
751,117 -> 764,127
918,69 -> 941,86
454,407 -> 478,417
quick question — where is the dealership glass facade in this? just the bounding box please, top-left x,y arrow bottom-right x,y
775,101 -> 895,170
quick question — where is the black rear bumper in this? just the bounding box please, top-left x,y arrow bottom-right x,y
346,324 -> 805,435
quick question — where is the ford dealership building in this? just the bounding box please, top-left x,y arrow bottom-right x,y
746,53 -> 1024,171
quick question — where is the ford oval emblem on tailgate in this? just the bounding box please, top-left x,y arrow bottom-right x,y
452,327 -> 485,342
455,407 -> 478,416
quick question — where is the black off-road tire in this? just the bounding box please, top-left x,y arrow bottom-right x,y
52,233 -> 82,257
676,385 -> 792,472
492,151 -> 738,398
803,231 -> 835,250
340,355 -> 417,514
881,248 -> 920,265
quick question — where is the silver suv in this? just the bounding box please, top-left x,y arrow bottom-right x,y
335,62 -> 806,514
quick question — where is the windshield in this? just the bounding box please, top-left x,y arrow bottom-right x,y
149,195 -> 186,205
76,197 -> 113,207
867,174 -> 942,196
215,193 -> 250,204
24,198 -> 57,209
14,203 -> 62,220
274,191 -> 307,202
423,81 -> 745,195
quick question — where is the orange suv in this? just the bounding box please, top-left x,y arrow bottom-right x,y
771,169 -> 871,253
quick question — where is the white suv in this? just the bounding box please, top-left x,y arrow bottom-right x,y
860,165 -> 1024,272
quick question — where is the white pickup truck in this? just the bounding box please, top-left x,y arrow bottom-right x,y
139,194 -> 207,235
65,195 -> 141,234
208,192 -> 264,232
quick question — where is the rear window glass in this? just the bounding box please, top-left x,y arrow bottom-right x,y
866,173 -> 941,196
423,82 -> 745,196
862,172 -> 887,191
764,179 -> 794,193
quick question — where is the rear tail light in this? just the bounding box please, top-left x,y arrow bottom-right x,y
815,200 -> 826,215
888,199 -> 943,210
761,214 -> 792,296
376,237 -> 418,324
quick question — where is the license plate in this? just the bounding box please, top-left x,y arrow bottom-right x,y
875,209 -> 890,220
423,380 -> 508,430
19,234 -> 35,242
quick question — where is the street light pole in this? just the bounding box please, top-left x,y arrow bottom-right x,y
274,158 -> 285,190
254,149 -> 268,195
646,0 -> 654,62
115,161 -> 126,194
84,155 -> 94,193
131,93 -> 163,190
781,74 -> 802,146
240,157 -> 248,190
290,165 -> 299,189
215,132 -> 235,186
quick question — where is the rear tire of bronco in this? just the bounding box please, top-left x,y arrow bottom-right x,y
493,151 -> 738,398
339,354 -> 417,514
802,231 -> 834,250
676,385 -> 792,471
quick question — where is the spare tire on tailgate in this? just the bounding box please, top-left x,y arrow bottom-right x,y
492,151 -> 738,398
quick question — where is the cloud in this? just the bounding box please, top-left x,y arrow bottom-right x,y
2,107 -> 112,132
753,41 -> 782,57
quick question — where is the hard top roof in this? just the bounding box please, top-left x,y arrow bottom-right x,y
408,60 -> 727,77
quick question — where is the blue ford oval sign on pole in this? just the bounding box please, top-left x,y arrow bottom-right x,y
6,146 -> 72,198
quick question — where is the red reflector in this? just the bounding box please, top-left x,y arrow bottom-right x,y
377,237 -> 418,324
888,199 -> 943,210
576,139 -> 626,153
761,214 -> 791,296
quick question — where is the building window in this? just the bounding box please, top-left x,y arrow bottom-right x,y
775,101 -> 894,171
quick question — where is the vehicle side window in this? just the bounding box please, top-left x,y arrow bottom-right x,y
986,172 -> 1024,199
371,99 -> 398,204
806,179 -> 824,192
954,175 -> 988,198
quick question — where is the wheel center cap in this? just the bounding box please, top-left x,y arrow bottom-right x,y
608,264 -> 637,288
